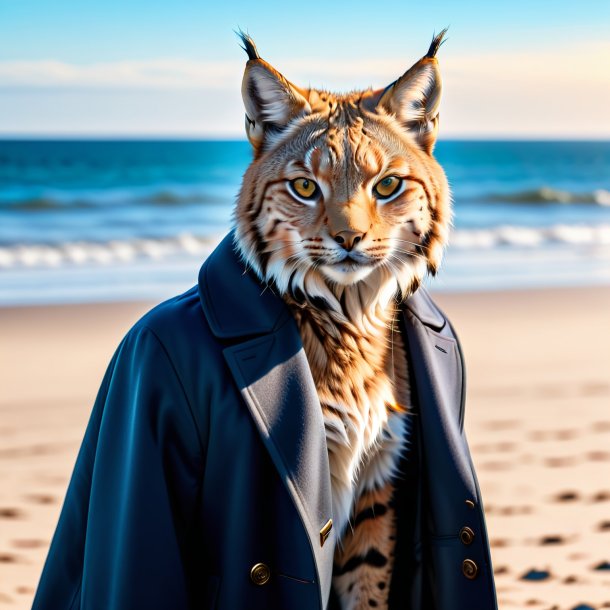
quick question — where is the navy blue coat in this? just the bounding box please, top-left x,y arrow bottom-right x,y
33,231 -> 497,610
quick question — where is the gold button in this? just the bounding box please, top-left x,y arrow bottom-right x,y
250,562 -> 271,586
459,526 -> 475,545
462,558 -> 478,580
465,499 -> 475,509
320,518 -> 333,547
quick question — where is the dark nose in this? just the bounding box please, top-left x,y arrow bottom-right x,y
332,230 -> 365,251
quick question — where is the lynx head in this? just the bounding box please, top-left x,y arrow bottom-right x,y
233,30 -> 451,310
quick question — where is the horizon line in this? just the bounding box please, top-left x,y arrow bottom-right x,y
2,134 -> 610,143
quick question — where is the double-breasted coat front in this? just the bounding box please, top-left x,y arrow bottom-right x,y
32,231 -> 498,610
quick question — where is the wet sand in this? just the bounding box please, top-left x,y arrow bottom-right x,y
1,286 -> 609,609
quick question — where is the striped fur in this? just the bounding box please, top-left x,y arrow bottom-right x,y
233,31 -> 451,609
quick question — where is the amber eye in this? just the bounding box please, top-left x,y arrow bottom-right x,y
289,177 -> 320,201
374,176 -> 402,200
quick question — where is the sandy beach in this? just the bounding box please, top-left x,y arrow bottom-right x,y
1,286 -> 609,610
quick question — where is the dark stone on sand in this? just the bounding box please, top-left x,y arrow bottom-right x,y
0,507 -> 23,519
540,535 -> 564,545
0,554 -> 16,563
521,568 -> 551,581
555,491 -> 579,502
571,605 -> 595,610
593,560 -> 610,571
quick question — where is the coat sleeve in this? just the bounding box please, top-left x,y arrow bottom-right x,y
32,324 -> 205,610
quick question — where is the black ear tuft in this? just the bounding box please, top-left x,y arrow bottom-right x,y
235,28 -> 261,61
426,28 -> 448,59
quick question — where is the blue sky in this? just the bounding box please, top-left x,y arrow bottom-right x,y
1,0 -> 609,137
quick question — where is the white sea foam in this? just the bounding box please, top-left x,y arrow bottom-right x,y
1,225 -> 610,270
449,224 -> 610,250
0,233 -> 221,269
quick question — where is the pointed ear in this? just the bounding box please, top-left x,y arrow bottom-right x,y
237,32 -> 311,152
365,29 -> 447,154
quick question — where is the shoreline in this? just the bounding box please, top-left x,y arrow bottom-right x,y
1,285 -> 610,609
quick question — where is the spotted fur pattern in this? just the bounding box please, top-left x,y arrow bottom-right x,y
233,30 -> 451,609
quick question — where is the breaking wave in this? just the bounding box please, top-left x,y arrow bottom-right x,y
449,224 -> 610,249
1,225 -> 609,270
0,190 -> 227,211
0,234 -> 221,269
483,187 -> 610,206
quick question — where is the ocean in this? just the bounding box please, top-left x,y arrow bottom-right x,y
1,140 -> 609,305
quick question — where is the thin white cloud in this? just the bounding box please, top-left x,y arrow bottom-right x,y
0,57 -> 406,90
1,42 -> 608,90
0,59 -> 242,89
0,41 -> 608,137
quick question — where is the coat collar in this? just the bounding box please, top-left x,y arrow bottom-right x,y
198,231 -> 291,339
198,230 -> 446,339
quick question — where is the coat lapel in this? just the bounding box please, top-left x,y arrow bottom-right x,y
402,290 -> 479,529
199,232 -> 335,609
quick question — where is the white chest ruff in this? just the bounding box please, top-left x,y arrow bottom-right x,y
288,274 -> 413,539
322,382 -> 410,538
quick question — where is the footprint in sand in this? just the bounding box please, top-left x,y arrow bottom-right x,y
544,456 -> 577,467
554,490 -> 580,502
521,568 -> 551,581
0,507 -> 24,519
498,505 -> 533,516
539,535 -> 565,545
587,451 -> 610,462
597,520 -> 610,531
581,382 -> 610,397
555,429 -> 578,440
490,538 -> 510,548
473,443 -> 515,454
592,491 -> 610,503
529,429 -> 579,441
591,420 -> 610,432
568,552 -> 589,561
480,460 -> 512,471
482,419 -> 521,431
0,553 -> 18,563
24,493 -> 56,505
11,539 -> 46,549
